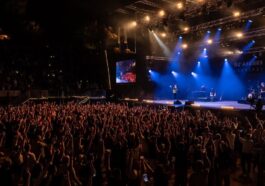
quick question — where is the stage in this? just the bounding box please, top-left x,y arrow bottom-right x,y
124,98 -> 265,111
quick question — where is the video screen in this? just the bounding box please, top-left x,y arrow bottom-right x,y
116,59 -> 136,83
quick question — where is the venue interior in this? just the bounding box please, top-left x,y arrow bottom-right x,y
0,0 -> 265,186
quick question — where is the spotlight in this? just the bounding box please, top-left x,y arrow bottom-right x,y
131,21 -> 137,27
182,43 -> 188,49
159,10 -> 165,17
161,33 -> 167,38
225,58 -> 228,62
198,61 -> 201,65
252,40 -> 255,43
148,70 -> 152,73
176,2 -> 183,9
226,51 -> 234,55
207,39 -> 213,45
183,27 -> 189,32
218,28 -> 222,31
248,20 -> 253,23
235,32 -> 243,38
233,11 -> 240,17
144,15 -> 150,22
172,71 -> 178,77
204,48 -> 207,51
177,52 -> 181,55
197,0 -> 205,3
191,72 -> 198,77
235,50 -> 243,54
179,36 -> 183,39
207,30 -> 211,34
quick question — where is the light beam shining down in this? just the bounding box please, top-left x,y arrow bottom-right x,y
152,31 -> 171,57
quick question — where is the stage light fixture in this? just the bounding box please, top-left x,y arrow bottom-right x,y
144,16 -> 150,22
176,2 -> 183,9
131,21 -> 137,27
182,43 -> 188,49
233,11 -> 240,17
179,36 -> 183,39
207,30 -> 211,34
197,0 -> 205,3
183,27 -> 189,32
207,39 -> 213,45
218,28 -> 222,31
161,33 -> 167,37
159,10 -> 165,17
148,69 -> 152,73
235,32 -> 243,38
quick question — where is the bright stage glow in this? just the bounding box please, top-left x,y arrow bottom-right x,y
182,43 -> 188,49
183,27 -> 189,32
207,30 -> 211,34
144,16 -> 150,22
235,50 -> 243,54
207,39 -> 213,45
161,33 -> 167,38
218,28 -> 222,31
204,48 -> 207,51
224,58 -> 228,62
221,106 -> 234,110
197,0 -> 205,3
191,103 -> 201,107
131,21 -> 137,27
176,2 -> 183,9
159,10 -> 165,17
172,71 -> 178,77
179,36 -> 183,39
233,11 -> 241,17
191,72 -> 198,77
225,51 -> 234,55
148,69 -> 152,73
235,32 -> 243,38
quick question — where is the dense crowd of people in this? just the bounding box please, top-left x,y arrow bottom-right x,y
0,102 -> 265,186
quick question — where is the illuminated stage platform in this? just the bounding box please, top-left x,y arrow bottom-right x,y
124,98 -> 265,111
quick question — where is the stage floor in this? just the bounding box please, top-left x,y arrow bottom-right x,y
139,99 -> 265,111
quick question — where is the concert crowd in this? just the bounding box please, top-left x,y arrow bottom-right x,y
0,102 -> 264,186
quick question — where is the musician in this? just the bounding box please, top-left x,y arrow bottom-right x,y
170,84 -> 178,100
209,88 -> 216,102
247,89 -> 256,106
260,82 -> 265,98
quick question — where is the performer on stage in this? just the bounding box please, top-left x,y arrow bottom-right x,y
170,84 -> 178,100
209,88 -> 216,102
260,82 -> 265,95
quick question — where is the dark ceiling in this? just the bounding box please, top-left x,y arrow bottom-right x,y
0,0 -> 138,44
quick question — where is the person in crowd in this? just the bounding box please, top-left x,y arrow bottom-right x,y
0,102 -> 264,186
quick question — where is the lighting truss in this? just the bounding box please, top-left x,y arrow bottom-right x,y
179,6 -> 265,35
